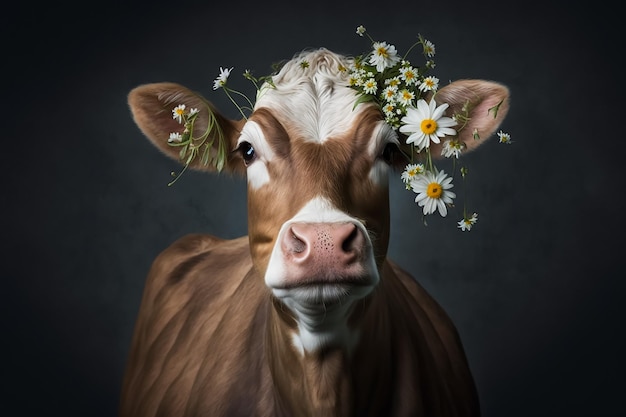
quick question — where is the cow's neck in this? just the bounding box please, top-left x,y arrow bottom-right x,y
266,294 -> 389,417
266,303 -> 351,416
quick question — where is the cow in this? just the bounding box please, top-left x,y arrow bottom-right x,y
120,47 -> 509,417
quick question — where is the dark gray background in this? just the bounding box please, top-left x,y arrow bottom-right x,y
4,1 -> 624,415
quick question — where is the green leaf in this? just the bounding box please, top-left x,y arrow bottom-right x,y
179,143 -> 188,160
215,138 -> 226,172
352,93 -> 375,110
201,144 -> 210,166
488,99 -> 504,119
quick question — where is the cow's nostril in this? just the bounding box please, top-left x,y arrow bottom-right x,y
341,224 -> 360,253
291,233 -> 306,254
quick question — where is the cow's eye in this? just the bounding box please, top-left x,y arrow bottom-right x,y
380,142 -> 400,165
237,141 -> 256,166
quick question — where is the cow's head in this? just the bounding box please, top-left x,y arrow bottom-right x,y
128,48 -> 508,353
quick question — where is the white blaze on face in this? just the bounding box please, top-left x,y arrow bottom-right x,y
240,50 -> 395,353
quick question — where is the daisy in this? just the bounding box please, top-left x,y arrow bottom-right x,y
188,108 -> 199,117
383,103 -> 397,117
172,104 -> 186,124
363,78 -> 378,95
385,76 -> 401,88
348,74 -> 362,87
422,39 -> 436,57
397,89 -> 415,106
168,132 -> 183,143
356,25 -> 366,37
410,170 -> 456,217
401,163 -> 425,188
457,212 -> 479,231
399,66 -> 419,86
381,85 -> 398,102
369,41 -> 401,72
213,66 -> 233,90
497,130 -> 513,144
441,139 -> 465,158
418,76 -> 439,92
399,99 -> 457,151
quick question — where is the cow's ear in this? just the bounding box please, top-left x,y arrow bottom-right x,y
128,82 -> 246,174
430,79 -> 510,156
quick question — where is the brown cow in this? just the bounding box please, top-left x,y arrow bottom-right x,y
120,48 -> 509,416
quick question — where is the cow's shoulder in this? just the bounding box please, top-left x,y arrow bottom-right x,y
378,260 -> 479,413
146,233 -> 251,286
121,235 -> 269,416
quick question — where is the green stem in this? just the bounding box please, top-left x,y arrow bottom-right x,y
168,162 -> 189,187
223,88 -> 248,120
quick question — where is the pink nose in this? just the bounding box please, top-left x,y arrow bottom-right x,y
280,222 -> 366,283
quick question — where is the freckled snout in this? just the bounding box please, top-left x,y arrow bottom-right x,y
279,222 -> 367,286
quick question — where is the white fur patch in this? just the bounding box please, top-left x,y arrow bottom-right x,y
368,122 -> 399,185
238,120 -> 274,189
254,50 -> 363,144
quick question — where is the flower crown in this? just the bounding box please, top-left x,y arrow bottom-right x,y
166,26 -> 513,231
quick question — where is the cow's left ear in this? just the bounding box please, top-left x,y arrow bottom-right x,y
430,79 -> 510,156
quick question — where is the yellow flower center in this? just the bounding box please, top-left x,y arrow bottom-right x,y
421,118 -> 438,135
175,108 -> 185,115
426,182 -> 443,198
377,47 -> 389,58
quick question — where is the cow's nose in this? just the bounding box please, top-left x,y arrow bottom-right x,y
282,222 -> 364,267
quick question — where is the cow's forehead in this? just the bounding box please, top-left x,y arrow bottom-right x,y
253,49 -> 365,144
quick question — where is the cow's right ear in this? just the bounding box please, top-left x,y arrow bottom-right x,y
128,82 -> 247,175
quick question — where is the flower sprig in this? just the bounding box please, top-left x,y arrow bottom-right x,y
166,103 -> 229,186
351,25 -> 513,231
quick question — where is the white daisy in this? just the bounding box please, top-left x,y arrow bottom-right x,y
418,76 -> 439,92
381,85 -> 398,102
168,132 -> 183,143
441,139 -> 465,158
410,170 -> 456,217
401,163 -> 425,188
363,78 -> 378,95
213,66 -> 233,90
399,99 -> 458,151
422,39 -> 436,57
397,89 -> 415,106
457,212 -> 478,231
369,41 -> 401,72
172,104 -> 186,124
399,66 -> 419,86
383,103 -> 397,117
497,130 -> 513,144
356,25 -> 366,37
348,74 -> 362,87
